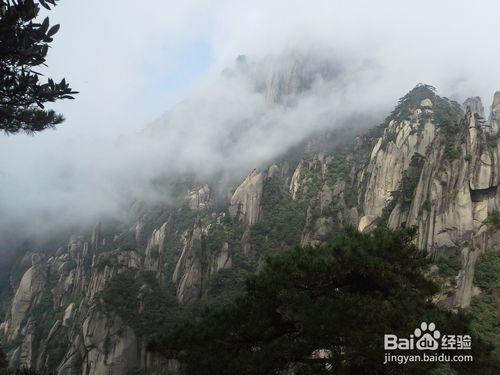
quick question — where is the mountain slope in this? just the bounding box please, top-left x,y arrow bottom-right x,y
1,84 -> 500,374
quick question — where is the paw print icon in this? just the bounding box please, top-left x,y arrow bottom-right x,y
415,322 -> 440,350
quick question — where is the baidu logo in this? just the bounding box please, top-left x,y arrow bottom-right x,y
384,322 -> 471,351
414,322 -> 440,350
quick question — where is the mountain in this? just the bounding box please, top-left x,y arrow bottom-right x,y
1,61 -> 500,374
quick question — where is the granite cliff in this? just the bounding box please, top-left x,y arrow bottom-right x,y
2,75 -> 500,373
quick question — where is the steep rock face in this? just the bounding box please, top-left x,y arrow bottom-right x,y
366,91 -> 500,308
417,110 -> 497,237
144,220 -> 171,281
3,85 -> 500,375
289,154 -> 357,246
4,254 -> 47,341
1,225 -> 153,374
404,134 -> 473,251
87,250 -> 142,300
264,58 -> 309,105
50,240 -> 90,309
229,170 -> 264,227
172,226 -> 204,304
245,52 -> 338,106
58,308 -> 137,375
172,222 -> 232,304
184,185 -> 211,211
289,161 -> 303,200
90,222 -> 103,251
359,100 -> 436,231
209,241 -> 231,275
489,91 -> 500,134
399,109 -> 500,307
463,96 -> 485,117
8,320 -> 38,369
291,88 -> 500,309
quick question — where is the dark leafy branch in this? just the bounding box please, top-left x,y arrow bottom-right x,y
0,0 -> 77,133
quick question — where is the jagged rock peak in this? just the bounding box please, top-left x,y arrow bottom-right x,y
184,184 -> 211,210
384,84 -> 462,126
463,96 -> 484,117
491,91 -> 500,120
226,50 -> 341,105
492,91 -> 500,108
90,222 -> 102,250
488,91 -> 500,134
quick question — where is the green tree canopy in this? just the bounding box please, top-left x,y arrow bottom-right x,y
0,346 -> 7,369
0,0 -> 76,134
150,227 -> 496,374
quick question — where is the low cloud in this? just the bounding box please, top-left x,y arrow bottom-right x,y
1,0 -> 500,244
0,50 -> 386,237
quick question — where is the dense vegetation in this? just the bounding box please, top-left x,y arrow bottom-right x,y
100,270 -> 181,338
250,178 -> 306,256
386,84 -> 462,128
150,227 -> 495,374
486,211 -> 500,229
468,251 -> 500,361
326,156 -> 357,208
0,348 -> 6,370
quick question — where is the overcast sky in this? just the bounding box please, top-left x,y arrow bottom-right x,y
1,0 -> 500,238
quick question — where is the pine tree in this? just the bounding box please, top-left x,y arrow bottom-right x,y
0,0 -> 77,134
150,227 -> 496,374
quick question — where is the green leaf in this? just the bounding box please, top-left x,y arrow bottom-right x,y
40,17 -> 50,34
39,0 -> 51,10
47,24 -> 60,37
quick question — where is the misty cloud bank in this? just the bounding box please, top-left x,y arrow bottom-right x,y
2,0 -> 500,244
0,50 -> 387,238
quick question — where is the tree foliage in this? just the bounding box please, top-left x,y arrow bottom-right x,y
468,251 -> 500,361
150,227 -> 495,374
0,0 -> 77,133
0,346 -> 7,369
100,270 -> 181,338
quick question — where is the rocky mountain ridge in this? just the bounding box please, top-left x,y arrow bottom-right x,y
2,84 -> 500,374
